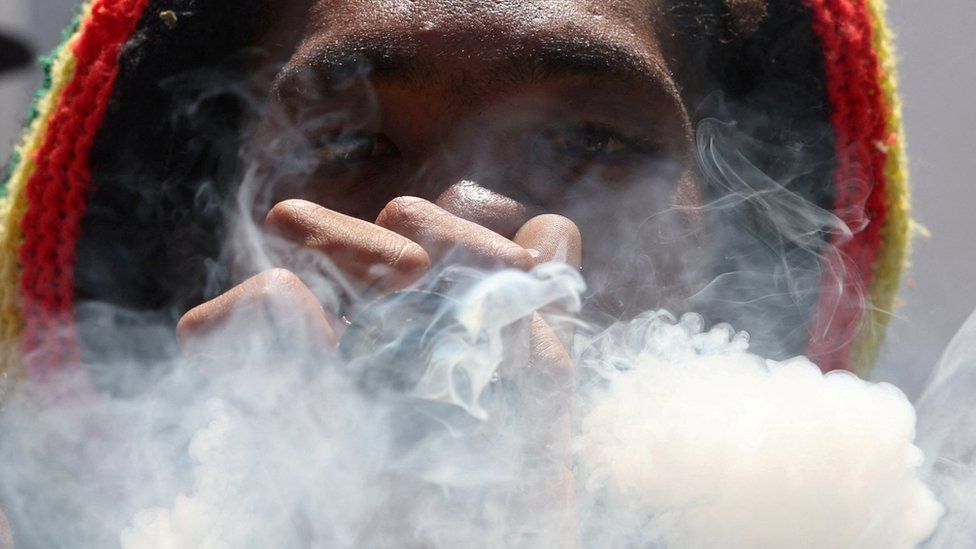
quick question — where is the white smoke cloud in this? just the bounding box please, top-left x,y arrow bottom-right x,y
0,263 -> 950,548
0,55 -> 965,548
575,312 -> 943,548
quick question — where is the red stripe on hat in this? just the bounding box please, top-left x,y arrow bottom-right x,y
803,0 -> 890,372
19,0 -> 151,382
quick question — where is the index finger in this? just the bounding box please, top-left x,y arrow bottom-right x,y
265,199 -> 431,292
505,313 -> 579,546
375,197 -> 536,271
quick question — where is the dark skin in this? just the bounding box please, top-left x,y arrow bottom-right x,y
0,2 -> 787,544
174,0 -> 707,543
185,0 -> 707,317
180,0 -> 709,362
0,2 -> 718,547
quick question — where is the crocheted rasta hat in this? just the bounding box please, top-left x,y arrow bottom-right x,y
0,0 -> 910,385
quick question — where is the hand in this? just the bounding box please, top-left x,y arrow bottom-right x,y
178,196 -> 579,351
176,196 -> 582,545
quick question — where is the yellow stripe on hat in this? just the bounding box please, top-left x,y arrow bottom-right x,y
851,0 -> 913,378
0,2 -> 93,382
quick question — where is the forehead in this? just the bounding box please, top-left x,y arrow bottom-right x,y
297,0 -> 665,63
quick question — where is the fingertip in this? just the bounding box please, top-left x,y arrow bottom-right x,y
497,243 -> 538,272
175,269 -> 338,352
264,199 -> 319,232
514,214 -> 582,269
175,306 -> 203,347
374,196 -> 431,230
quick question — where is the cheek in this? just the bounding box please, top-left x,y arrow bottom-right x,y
571,166 -> 715,316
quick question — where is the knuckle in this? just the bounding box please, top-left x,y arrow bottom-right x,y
389,241 -> 431,275
529,316 -> 573,373
258,268 -> 304,294
532,340 -> 573,374
495,244 -> 535,270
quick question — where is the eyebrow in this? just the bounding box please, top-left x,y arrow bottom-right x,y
272,33 -> 679,104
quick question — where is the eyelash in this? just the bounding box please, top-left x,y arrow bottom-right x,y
537,124 -> 657,164
306,124 -> 656,173
308,131 -> 400,166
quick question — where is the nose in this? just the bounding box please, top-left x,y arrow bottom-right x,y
433,180 -> 531,238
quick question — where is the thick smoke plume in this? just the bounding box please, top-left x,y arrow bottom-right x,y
576,312 -> 941,548
0,40 -> 967,549
0,260 -> 951,548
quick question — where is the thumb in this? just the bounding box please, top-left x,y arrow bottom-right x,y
512,214 -> 582,269
513,214 -> 582,346
506,313 -> 579,547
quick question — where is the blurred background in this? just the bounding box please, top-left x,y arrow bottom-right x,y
0,0 -> 973,397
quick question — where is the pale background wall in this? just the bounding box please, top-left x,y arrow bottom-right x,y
871,1 -> 976,396
0,0 -> 973,397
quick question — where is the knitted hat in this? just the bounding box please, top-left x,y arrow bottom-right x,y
0,0 -> 910,384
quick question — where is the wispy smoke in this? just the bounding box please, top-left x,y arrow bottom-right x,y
914,308 -> 976,548
0,259 -> 953,547
0,49 -> 969,549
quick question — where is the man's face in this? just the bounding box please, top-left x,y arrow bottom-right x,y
255,0 -> 710,318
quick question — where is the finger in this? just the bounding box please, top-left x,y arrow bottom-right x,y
513,215 -> 583,344
518,314 -> 574,468
176,268 -> 339,355
508,314 -> 579,545
512,214 -> 582,269
433,179 -> 529,237
265,199 -> 430,292
375,197 -> 535,270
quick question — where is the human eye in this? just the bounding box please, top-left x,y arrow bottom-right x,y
537,124 -> 659,165
308,131 -> 400,167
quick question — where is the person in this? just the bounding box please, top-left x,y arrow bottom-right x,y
0,0 -> 910,545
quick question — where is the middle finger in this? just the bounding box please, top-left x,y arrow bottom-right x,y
375,196 -> 536,271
